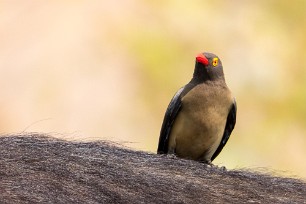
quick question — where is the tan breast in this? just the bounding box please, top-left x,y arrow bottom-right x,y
167,81 -> 233,162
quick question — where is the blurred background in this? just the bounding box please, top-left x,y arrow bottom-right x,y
1,1 -> 306,178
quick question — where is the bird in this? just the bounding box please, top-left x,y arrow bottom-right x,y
157,52 -> 237,164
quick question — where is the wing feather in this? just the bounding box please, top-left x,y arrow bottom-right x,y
157,87 -> 184,154
211,99 -> 237,161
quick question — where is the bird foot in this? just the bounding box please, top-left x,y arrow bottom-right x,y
206,161 -> 217,168
201,161 -> 227,171
199,160 -> 214,167
166,154 -> 178,159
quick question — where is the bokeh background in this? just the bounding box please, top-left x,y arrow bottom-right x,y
1,1 -> 306,178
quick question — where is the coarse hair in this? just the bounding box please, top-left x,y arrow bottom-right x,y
0,133 -> 305,203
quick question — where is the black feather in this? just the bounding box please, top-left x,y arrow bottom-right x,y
157,87 -> 184,154
211,99 -> 237,161
157,79 -> 204,154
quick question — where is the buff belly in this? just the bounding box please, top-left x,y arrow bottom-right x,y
167,83 -> 232,162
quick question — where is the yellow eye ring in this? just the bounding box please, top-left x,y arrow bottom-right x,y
212,58 -> 218,67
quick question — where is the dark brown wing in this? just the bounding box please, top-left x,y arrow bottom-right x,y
157,87 -> 184,154
211,99 -> 237,161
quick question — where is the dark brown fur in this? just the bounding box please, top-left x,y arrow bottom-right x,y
0,133 -> 305,203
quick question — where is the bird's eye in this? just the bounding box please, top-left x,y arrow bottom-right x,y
212,58 -> 218,67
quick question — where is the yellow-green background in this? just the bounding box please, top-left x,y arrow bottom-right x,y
1,1 -> 306,179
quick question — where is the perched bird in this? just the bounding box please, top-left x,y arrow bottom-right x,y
157,52 -> 236,164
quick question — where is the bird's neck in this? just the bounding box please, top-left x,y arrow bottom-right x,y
193,65 -> 210,81
193,64 -> 225,83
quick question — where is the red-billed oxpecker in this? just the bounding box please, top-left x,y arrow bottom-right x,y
157,52 -> 237,164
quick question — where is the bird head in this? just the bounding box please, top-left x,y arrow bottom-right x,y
194,52 -> 224,81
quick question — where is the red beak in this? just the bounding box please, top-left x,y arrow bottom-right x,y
196,53 -> 209,65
